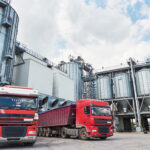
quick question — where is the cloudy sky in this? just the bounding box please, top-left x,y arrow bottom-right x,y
11,0 -> 150,69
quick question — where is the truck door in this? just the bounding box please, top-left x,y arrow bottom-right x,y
82,106 -> 91,126
76,105 -> 91,127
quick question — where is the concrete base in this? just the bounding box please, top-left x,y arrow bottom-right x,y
136,127 -> 142,132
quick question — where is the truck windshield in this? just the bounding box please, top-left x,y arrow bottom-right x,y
0,97 -> 37,110
91,107 -> 111,116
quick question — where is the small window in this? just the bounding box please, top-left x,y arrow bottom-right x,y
84,106 -> 90,114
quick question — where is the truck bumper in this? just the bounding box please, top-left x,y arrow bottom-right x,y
89,131 -> 113,138
87,126 -> 113,138
0,136 -> 37,143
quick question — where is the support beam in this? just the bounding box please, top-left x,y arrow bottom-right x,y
129,58 -> 142,131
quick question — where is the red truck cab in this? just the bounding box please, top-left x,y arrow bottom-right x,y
76,99 -> 113,139
0,86 -> 38,145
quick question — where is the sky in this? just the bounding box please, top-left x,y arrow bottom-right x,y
11,0 -> 150,70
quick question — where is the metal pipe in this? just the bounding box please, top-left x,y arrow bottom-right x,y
129,58 -> 142,131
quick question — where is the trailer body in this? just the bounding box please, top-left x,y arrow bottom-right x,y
38,104 -> 76,127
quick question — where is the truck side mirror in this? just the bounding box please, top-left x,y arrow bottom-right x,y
84,106 -> 90,114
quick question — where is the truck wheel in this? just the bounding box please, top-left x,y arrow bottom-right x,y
61,127 -> 68,138
37,128 -> 39,136
79,128 -> 88,140
42,128 -> 46,137
45,128 -> 50,137
39,128 -> 42,137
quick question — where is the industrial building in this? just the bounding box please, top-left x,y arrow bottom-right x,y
13,42 -> 75,102
0,0 -> 150,132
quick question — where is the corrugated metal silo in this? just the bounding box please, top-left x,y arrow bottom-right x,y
59,62 -> 83,101
135,68 -> 150,96
135,68 -> 150,111
0,0 -> 19,84
113,73 -> 132,98
96,75 -> 112,99
113,73 -> 132,113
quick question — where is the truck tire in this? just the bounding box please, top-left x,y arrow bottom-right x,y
45,128 -> 50,137
79,128 -> 88,140
37,128 -> 39,136
39,128 -> 43,137
42,128 -> 46,137
61,127 -> 68,138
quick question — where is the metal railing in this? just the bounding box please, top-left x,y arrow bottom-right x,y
16,42 -> 55,67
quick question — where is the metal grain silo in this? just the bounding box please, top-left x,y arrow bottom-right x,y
96,75 -> 112,99
113,73 -> 132,113
135,68 -> 150,96
135,69 -> 150,111
113,73 -> 132,98
0,0 -> 19,84
60,62 -> 83,101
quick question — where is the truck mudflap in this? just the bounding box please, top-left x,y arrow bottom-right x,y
0,136 -> 37,143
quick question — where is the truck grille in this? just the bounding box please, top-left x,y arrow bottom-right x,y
98,126 -> 109,134
95,119 -> 111,124
2,126 -> 27,138
0,114 -> 34,118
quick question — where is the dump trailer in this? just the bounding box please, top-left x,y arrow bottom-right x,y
38,99 -> 113,140
0,86 -> 39,145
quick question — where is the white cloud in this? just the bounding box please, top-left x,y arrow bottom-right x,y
11,0 -> 150,70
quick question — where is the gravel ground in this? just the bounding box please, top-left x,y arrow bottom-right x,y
0,133 -> 150,150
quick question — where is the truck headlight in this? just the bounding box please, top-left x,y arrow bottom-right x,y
28,131 -> 37,135
24,119 -> 33,121
107,121 -> 111,124
92,130 -> 97,132
34,113 -> 39,120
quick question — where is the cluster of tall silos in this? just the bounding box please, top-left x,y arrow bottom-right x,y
0,0 -> 19,84
96,68 -> 150,113
96,72 -> 132,113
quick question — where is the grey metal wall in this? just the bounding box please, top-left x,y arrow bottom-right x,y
135,68 -> 150,96
59,62 -> 83,101
52,68 -> 75,101
113,73 -> 132,98
96,75 -> 112,99
0,1 -> 19,84
13,58 -> 54,96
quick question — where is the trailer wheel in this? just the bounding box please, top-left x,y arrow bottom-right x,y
37,128 -> 39,136
39,128 -> 43,137
61,127 -> 68,138
79,128 -> 88,140
45,128 -> 50,137
42,128 -> 46,137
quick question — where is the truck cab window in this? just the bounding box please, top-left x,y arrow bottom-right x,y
0,97 -> 37,110
84,106 -> 90,114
